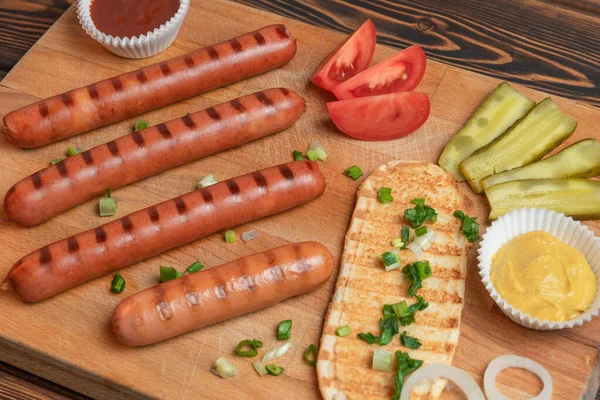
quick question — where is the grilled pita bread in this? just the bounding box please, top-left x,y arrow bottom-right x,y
317,161 -> 469,400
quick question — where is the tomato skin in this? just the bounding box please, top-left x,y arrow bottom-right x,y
331,45 -> 427,100
327,92 -> 430,141
311,19 -> 377,91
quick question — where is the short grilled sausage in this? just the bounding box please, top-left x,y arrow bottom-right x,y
4,88 -> 305,227
113,241 -> 334,346
4,161 -> 326,302
3,24 -> 297,148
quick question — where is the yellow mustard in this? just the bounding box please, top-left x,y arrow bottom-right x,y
491,230 -> 596,321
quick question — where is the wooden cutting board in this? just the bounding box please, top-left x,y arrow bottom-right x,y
1,1 -> 599,399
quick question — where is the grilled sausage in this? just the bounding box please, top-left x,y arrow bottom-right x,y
3,24 -> 297,148
4,161 -> 325,302
113,241 -> 334,346
4,88 -> 305,227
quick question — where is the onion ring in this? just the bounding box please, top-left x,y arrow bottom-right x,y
484,355 -> 552,400
400,364 -> 485,400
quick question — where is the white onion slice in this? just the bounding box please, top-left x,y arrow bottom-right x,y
401,364 -> 485,400
484,355 -> 552,400
261,341 -> 292,364
241,229 -> 260,243
407,241 -> 424,259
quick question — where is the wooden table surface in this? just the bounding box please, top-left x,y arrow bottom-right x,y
0,0 -> 598,399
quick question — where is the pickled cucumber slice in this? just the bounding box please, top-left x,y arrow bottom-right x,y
487,178 -> 600,220
460,98 -> 577,193
482,139 -> 600,190
438,82 -> 534,181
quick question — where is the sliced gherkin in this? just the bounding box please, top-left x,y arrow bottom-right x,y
460,98 -> 577,193
482,139 -> 600,190
486,178 -> 600,220
438,82 -> 534,181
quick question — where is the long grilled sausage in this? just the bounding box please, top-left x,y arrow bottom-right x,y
3,25 -> 296,148
113,242 -> 333,346
4,161 -> 325,302
4,88 -> 304,227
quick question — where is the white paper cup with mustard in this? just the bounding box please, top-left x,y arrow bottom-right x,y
478,208 -> 600,330
77,0 -> 190,59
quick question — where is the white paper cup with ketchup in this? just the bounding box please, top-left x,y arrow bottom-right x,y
77,0 -> 190,58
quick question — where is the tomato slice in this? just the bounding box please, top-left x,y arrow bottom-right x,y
310,19 -> 376,91
331,45 -> 427,100
327,92 -> 430,141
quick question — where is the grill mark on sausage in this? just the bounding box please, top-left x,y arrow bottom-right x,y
206,45 -> 219,60
148,206 -> 160,222
132,131 -> 145,147
157,123 -> 172,139
67,237 -> 79,253
293,243 -> 311,273
265,250 -> 277,266
252,171 -> 267,189
174,198 -> 187,215
31,172 -> 42,190
121,216 -> 133,232
136,70 -> 148,84
208,268 -> 227,299
275,25 -> 290,39
255,91 -> 274,107
155,286 -> 174,320
106,140 -> 120,156
111,78 -> 123,91
87,85 -> 99,100
206,107 -> 221,121
38,102 -> 49,117
81,150 -> 94,165
278,164 -> 294,181
226,180 -> 240,196
55,160 -> 68,177
183,55 -> 195,68
253,31 -> 266,45
61,93 -> 74,107
95,227 -> 107,243
280,88 -> 290,96
159,62 -> 172,76
200,188 -> 213,203
39,247 -> 52,264
182,114 -> 196,129
230,38 -> 243,53
237,259 -> 256,293
230,99 -> 246,113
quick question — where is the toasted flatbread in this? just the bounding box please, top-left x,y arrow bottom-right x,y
317,161 -> 469,400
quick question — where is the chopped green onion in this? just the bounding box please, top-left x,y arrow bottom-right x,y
357,332 -> 377,344
265,364 -> 284,376
453,210 -> 480,242
198,174 -> 217,189
411,198 -> 425,205
262,341 -> 293,363
293,150 -> 303,161
252,361 -> 268,377
211,357 -> 237,378
343,165 -> 363,181
105,188 -> 112,198
306,149 -> 319,161
391,301 -> 409,318
416,261 -> 432,279
378,187 -> 393,203
372,349 -> 393,371
99,197 -> 117,217
382,250 -> 401,271
336,325 -> 351,337
134,119 -> 150,132
50,158 -> 64,165
185,261 -> 204,274
309,142 -> 327,160
392,351 -> 423,398
66,146 -> 82,156
277,320 -> 292,340
224,230 -> 236,243
400,331 -> 422,349
236,339 -> 263,357
404,201 -> 438,228
401,226 -> 410,249
110,273 -> 126,293
415,226 -> 428,237
304,344 -> 318,367
392,238 -> 404,248
159,266 -> 183,282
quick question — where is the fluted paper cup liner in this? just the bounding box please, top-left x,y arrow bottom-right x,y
76,0 -> 190,58
478,208 -> 600,330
